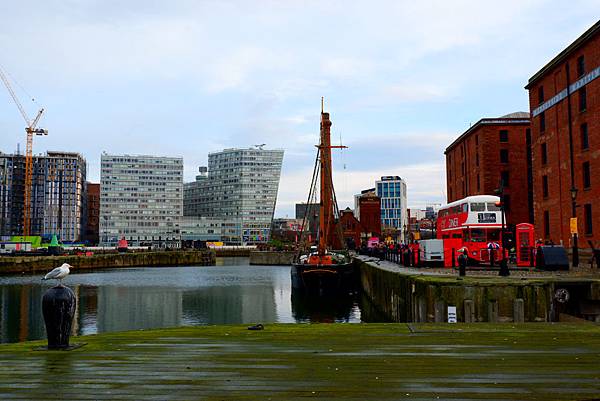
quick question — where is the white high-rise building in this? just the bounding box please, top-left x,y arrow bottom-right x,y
100,154 -> 183,248
376,176 -> 408,241
184,147 -> 284,244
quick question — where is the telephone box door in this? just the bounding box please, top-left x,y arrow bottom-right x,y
516,223 -> 535,267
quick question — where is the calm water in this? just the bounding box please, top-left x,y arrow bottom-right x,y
0,257 -> 380,343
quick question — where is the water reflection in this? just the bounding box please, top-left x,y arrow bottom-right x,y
291,290 -> 360,323
0,257 -> 371,343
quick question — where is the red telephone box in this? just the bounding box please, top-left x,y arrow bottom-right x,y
515,223 -> 535,267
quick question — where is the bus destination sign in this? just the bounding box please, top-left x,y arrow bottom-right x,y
477,213 -> 496,223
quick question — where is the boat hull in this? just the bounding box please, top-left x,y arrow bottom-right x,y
291,262 -> 356,293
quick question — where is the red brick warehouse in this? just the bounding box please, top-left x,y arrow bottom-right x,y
525,20 -> 600,249
445,113 -> 532,227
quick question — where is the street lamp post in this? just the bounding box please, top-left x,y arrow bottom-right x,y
570,187 -> 579,267
495,183 -> 510,277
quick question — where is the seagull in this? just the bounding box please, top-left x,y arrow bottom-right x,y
42,263 -> 72,284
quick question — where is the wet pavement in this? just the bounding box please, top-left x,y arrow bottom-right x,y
1,323 -> 599,400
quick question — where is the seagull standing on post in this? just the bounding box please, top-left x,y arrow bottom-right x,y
42,263 -> 72,285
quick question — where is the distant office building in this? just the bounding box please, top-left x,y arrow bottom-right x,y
295,202 -> 319,238
525,20 -> 600,246
100,154 -> 183,248
184,147 -> 284,244
82,182 -> 100,245
445,112 -> 532,226
183,167 -> 209,217
0,151 -> 87,242
376,176 -> 408,241
180,216 -> 223,246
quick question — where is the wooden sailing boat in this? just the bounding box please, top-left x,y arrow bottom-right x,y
291,99 -> 355,292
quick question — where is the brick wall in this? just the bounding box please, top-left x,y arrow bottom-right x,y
526,27 -> 600,248
445,119 -> 532,226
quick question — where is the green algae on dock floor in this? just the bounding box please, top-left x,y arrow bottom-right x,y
1,323 -> 599,400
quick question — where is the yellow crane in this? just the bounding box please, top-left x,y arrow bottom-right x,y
0,66 -> 48,236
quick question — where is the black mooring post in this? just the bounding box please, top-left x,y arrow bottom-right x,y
42,286 -> 76,350
490,248 -> 495,267
451,248 -> 456,268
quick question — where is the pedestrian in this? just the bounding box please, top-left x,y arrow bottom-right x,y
458,247 -> 468,276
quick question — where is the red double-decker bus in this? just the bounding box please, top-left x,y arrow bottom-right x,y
437,195 -> 505,264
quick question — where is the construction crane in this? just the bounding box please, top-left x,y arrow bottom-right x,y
0,66 -> 48,237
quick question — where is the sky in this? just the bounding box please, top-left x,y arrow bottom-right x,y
0,1 -> 599,217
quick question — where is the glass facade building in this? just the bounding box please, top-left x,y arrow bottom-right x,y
0,151 -> 86,242
100,154 -> 183,248
184,148 -> 284,244
376,176 -> 408,241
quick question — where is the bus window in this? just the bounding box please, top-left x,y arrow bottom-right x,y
470,229 -> 486,242
452,233 -> 462,238
487,202 -> 501,211
461,203 -> 468,213
470,202 -> 485,211
442,234 -> 450,239
487,230 -> 500,241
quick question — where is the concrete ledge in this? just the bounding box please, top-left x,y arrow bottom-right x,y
249,251 -> 295,265
0,250 -> 215,275
357,257 -> 600,323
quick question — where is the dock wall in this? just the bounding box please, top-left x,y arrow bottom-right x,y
249,251 -> 295,265
0,250 -> 215,275
357,259 -> 600,323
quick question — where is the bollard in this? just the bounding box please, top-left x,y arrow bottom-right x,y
451,248 -> 456,268
490,248 -> 495,267
434,300 -> 445,322
513,298 -> 525,323
488,300 -> 498,323
406,249 -> 412,267
42,285 -> 77,349
464,300 -> 475,323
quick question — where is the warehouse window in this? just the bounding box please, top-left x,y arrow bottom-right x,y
540,111 -> 546,132
542,175 -> 549,198
581,123 -> 589,150
538,86 -> 544,105
500,149 -> 509,163
579,87 -> 587,112
541,143 -> 547,165
499,130 -> 509,142
585,204 -> 593,235
583,161 -> 591,189
577,55 -> 585,78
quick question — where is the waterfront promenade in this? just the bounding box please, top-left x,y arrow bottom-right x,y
1,323 -> 599,400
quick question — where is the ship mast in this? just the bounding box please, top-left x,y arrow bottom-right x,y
317,98 -> 345,255
318,100 -> 332,255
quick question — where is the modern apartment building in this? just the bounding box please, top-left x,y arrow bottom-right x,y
82,182 -> 100,245
184,147 -> 284,244
375,176 -> 408,241
0,151 -> 87,242
100,154 -> 183,248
